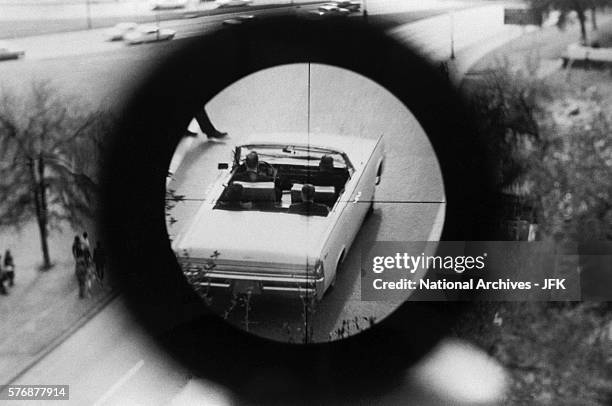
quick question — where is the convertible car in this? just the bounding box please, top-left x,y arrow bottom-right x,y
172,133 -> 384,301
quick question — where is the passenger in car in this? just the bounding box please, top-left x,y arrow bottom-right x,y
312,155 -> 347,194
233,151 -> 285,202
219,183 -> 252,210
233,151 -> 274,183
288,184 -> 330,216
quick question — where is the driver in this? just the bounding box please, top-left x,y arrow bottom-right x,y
233,151 -> 274,183
312,154 -> 347,194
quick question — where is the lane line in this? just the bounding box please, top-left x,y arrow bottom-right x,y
92,359 -> 145,406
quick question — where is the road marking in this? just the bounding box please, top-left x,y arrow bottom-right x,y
92,359 -> 144,406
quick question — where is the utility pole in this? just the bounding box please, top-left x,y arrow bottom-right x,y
86,0 -> 92,29
450,10 -> 455,60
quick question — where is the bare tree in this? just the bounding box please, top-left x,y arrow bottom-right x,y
529,0 -> 612,45
0,81 -> 107,269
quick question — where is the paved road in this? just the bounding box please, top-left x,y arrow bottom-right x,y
11,297 -> 507,405
6,1 -> 524,402
12,298 -> 196,405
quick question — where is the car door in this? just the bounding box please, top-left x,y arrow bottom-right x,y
319,142 -> 379,285
349,137 -> 383,225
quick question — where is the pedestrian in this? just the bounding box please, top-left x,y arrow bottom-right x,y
93,241 -> 106,285
0,254 -> 7,295
186,108 -> 228,139
73,235 -> 88,299
82,232 -> 92,266
4,250 -> 14,287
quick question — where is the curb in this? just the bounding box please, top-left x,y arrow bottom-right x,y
6,287 -> 120,385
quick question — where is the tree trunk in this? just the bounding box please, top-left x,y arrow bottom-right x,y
30,158 -> 51,269
591,8 -> 597,31
577,9 -> 588,45
38,156 -> 51,269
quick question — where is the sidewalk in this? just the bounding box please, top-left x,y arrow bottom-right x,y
0,221 -> 116,384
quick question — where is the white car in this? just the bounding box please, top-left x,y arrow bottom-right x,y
173,133 -> 384,301
326,1 -> 360,12
0,41 -> 25,61
124,25 -> 176,45
310,5 -> 351,18
216,0 -> 252,8
222,14 -> 257,26
151,0 -> 188,10
104,22 -> 138,41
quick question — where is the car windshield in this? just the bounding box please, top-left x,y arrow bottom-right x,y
139,26 -> 156,33
238,144 -> 349,168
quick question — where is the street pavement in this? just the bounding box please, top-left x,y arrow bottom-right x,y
11,297 -> 193,405
2,1 -> 533,403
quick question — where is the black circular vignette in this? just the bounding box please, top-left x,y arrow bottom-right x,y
100,16 -> 495,404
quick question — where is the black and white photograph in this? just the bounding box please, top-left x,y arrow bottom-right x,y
0,0 -> 611,405
165,63 -> 445,343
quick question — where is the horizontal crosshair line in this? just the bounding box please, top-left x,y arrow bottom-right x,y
169,198 -> 446,204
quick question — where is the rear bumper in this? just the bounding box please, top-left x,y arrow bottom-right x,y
187,269 -> 325,301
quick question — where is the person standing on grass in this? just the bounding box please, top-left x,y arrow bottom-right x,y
93,241 -> 106,286
3,250 -> 14,287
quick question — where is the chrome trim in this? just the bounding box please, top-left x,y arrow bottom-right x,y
195,281 -> 230,288
187,269 -> 325,299
185,259 -> 315,274
262,286 -> 316,294
201,271 -> 322,284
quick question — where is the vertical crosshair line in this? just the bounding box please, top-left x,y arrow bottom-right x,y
305,62 -> 311,343
304,62 -> 316,344
307,62 -> 311,135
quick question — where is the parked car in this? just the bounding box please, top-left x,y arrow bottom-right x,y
309,5 -> 351,18
216,0 -> 252,8
151,0 -> 188,10
328,1 -> 361,12
104,22 -> 138,41
172,133 -> 384,301
222,14 -> 257,26
0,41 -> 25,61
124,25 -> 176,45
